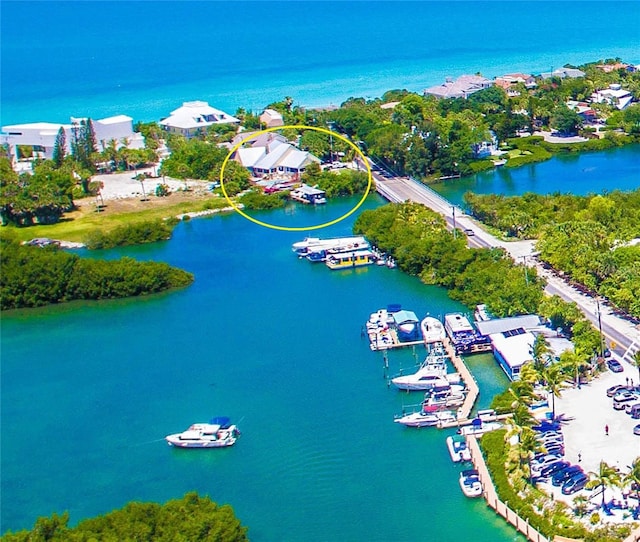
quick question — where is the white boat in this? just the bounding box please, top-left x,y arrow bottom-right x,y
394,409 -> 457,428
165,417 -> 240,448
446,436 -> 472,462
458,419 -> 502,436
292,236 -> 369,256
459,469 -> 483,497
420,316 -> 446,344
423,387 -> 466,408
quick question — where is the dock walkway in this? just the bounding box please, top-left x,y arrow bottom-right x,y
440,337 -> 479,423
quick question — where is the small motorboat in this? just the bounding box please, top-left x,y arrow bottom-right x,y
420,316 -> 446,344
458,418 -> 502,436
165,417 -> 240,448
446,435 -> 472,462
394,409 -> 456,428
459,469 -> 483,497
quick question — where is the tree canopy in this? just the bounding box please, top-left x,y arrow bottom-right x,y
0,492 -> 248,542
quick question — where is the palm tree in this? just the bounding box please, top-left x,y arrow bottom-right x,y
633,350 -> 640,386
586,460 -> 622,509
623,458 -> 640,508
560,349 -> 589,388
544,364 -> 567,419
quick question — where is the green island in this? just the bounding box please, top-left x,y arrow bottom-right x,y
2,58 -> 640,541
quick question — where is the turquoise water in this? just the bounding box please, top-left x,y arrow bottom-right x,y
1,196 -> 520,540
2,1 -> 640,125
433,144 -> 640,208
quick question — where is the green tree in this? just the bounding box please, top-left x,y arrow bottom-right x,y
586,461 -> 621,509
52,127 -> 67,168
551,104 -> 583,135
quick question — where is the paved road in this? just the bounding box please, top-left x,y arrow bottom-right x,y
367,162 -> 640,361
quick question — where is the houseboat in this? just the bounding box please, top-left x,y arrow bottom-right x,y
289,183 -> 326,204
325,249 -> 377,270
444,313 -> 491,354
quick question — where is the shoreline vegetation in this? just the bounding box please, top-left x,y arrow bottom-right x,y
0,492 -> 249,542
0,237 -> 194,311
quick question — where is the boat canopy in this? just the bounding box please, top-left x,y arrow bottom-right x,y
209,416 -> 232,428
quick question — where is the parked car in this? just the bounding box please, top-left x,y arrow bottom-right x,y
625,402 -> 640,415
532,456 -> 563,472
552,465 -> 583,486
607,384 -> 628,397
540,461 -> 570,477
607,359 -> 624,373
562,473 -> 589,495
634,424 -> 640,436
629,405 -> 640,419
614,401 -> 629,411
613,391 -> 638,404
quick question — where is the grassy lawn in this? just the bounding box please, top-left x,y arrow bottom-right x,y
0,192 -> 234,244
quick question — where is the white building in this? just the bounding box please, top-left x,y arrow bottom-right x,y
591,84 -> 634,110
1,115 -> 145,168
424,75 -> 493,99
159,101 -> 240,139
489,328 -> 536,381
235,135 -> 320,178
259,109 -> 284,128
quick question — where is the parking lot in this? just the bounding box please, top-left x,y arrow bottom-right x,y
549,361 -> 640,515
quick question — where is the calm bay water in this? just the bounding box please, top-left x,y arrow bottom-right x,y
433,144 -> 640,208
1,197 -> 519,540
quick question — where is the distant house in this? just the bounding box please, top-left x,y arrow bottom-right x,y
567,100 -> 598,123
159,101 -> 239,139
1,114 -> 144,168
540,67 -> 586,79
234,135 -> 320,178
595,62 -> 629,73
591,84 -> 634,110
473,131 -> 499,158
494,73 -> 537,95
259,109 -> 284,128
423,75 -> 493,99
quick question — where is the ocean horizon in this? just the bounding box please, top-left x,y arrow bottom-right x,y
2,1 -> 640,125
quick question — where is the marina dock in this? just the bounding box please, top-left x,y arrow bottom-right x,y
440,337 -> 480,423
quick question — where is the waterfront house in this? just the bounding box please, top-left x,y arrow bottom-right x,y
1,115 -> 145,169
540,67 -> 586,79
591,84 -> 634,110
159,101 -> 239,139
423,75 -> 493,99
259,109 -> 284,128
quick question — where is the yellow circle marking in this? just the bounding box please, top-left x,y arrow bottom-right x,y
219,125 -> 372,231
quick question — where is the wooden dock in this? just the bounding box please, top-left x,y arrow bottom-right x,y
440,337 -> 480,423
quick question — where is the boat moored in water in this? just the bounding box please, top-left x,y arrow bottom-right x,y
292,236 -> 369,256
165,417 -> 240,448
394,408 -> 457,428
458,418 -> 502,436
459,469 -> 483,497
325,249 -> 377,270
446,435 -> 472,462
421,316 -> 446,344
